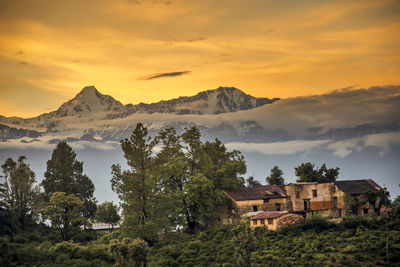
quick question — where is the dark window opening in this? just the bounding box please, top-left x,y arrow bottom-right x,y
268,218 -> 273,225
253,219 -> 258,225
352,208 -> 358,215
375,208 -> 380,216
333,197 -> 338,208
295,191 -> 300,198
363,208 -> 369,215
312,190 -> 317,197
338,209 -> 342,217
263,198 -> 269,203
260,219 -> 265,225
275,203 -> 281,211
304,199 -> 310,210
253,206 -> 258,212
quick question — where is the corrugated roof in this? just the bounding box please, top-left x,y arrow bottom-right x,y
335,179 -> 381,195
251,211 -> 289,219
224,185 -> 287,201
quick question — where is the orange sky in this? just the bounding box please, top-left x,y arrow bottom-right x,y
0,0 -> 399,117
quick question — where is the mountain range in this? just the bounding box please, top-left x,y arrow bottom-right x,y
0,86 -> 280,142
1,85 -> 399,202
1,85 -> 399,144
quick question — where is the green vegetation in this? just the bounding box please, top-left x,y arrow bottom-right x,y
266,165 -> 285,185
1,215 -> 400,266
96,201 -> 120,229
295,163 -> 340,183
1,124 -> 400,266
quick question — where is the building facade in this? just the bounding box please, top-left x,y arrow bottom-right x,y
223,179 -> 383,228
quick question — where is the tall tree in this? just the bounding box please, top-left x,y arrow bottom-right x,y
1,156 -> 36,228
44,192 -> 86,240
42,141 -> 96,223
153,127 -> 187,229
158,127 -> 246,232
295,163 -> 339,183
111,123 -> 160,240
266,166 -> 285,185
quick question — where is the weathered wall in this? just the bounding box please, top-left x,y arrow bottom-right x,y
234,197 -> 289,216
285,183 -> 334,212
250,213 -> 303,230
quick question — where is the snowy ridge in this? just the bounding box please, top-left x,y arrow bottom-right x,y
104,86 -> 278,118
0,85 -> 399,145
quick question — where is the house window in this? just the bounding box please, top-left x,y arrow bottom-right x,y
253,206 -> 258,212
268,218 -> 273,225
260,219 -> 265,225
263,198 -> 269,203
275,203 -> 281,211
253,219 -> 258,225
333,197 -> 338,208
304,199 -> 310,210
363,208 -> 369,215
312,190 -> 317,197
338,209 -> 342,217
375,208 -> 380,216
295,191 -> 300,198
354,209 -> 359,215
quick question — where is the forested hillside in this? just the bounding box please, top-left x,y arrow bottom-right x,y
1,123 -> 400,266
1,216 -> 400,266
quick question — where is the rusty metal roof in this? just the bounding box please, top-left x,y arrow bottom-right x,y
251,211 -> 289,219
224,185 -> 287,201
335,179 -> 381,195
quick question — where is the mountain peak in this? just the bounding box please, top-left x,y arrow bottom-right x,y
77,86 -> 99,97
56,86 -> 122,117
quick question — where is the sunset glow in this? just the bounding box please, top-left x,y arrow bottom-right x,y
1,0 -> 399,117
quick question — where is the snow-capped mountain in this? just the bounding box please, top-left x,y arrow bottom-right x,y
0,86 -> 279,141
105,86 -> 278,119
1,85 -> 400,202
0,85 -> 399,145
56,86 -> 123,117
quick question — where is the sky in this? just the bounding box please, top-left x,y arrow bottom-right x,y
0,0 -> 400,117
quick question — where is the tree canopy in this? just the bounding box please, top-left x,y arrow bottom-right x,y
295,163 -> 339,183
246,176 -> 261,187
42,141 -> 96,222
96,201 -> 120,228
44,192 -> 86,240
266,165 -> 285,185
111,124 -> 246,237
1,156 -> 37,228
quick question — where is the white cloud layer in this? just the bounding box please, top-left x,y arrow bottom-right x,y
225,140 -> 330,156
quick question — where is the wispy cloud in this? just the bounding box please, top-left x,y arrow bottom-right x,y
141,71 -> 191,80
225,140 -> 330,156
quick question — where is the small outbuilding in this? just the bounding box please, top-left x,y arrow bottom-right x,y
249,211 -> 303,230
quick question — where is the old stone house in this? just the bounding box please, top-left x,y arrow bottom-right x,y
223,179 -> 383,228
224,185 -> 290,215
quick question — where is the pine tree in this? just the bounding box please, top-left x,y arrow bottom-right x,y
266,165 -> 285,185
111,123 -> 160,241
42,141 -> 96,224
